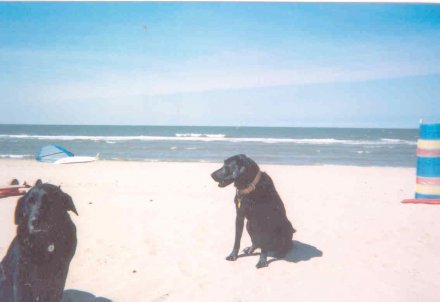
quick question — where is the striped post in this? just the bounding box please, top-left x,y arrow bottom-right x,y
403,123 -> 440,204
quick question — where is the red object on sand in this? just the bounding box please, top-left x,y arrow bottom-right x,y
402,199 -> 440,205
0,187 -> 23,198
0,182 -> 31,199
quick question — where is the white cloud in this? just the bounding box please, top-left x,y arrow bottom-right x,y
29,59 -> 440,102
2,39 -> 440,103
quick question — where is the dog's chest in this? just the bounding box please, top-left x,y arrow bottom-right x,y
21,238 -> 57,259
235,194 -> 258,214
236,193 -> 279,222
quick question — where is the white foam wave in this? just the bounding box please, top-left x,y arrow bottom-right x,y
356,150 -> 371,154
0,134 -> 416,145
0,154 -> 32,159
380,138 -> 415,145
175,133 -> 226,138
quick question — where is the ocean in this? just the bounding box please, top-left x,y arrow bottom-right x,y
0,124 -> 418,167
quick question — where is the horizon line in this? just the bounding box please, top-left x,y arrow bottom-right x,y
0,123 -> 420,130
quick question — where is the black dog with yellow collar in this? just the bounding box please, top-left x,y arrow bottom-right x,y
211,154 -> 295,268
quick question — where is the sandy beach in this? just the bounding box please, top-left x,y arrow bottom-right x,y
1,159 -> 439,302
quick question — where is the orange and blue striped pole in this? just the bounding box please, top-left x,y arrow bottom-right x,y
403,123 -> 440,204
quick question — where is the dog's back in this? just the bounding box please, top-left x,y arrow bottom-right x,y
247,172 -> 295,255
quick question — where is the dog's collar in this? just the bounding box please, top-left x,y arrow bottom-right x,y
237,171 -> 262,196
47,243 -> 55,253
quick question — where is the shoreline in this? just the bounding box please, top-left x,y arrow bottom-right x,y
0,125 -> 418,168
0,158 -> 417,169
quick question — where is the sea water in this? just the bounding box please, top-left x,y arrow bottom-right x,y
0,124 -> 418,167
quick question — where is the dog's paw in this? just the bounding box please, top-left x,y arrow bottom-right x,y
226,252 -> 238,261
256,259 -> 268,269
243,246 -> 256,255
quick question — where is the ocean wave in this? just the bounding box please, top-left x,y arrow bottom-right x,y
356,150 -> 371,154
0,154 -> 33,159
175,133 -> 226,138
0,134 -> 416,145
380,138 -> 415,145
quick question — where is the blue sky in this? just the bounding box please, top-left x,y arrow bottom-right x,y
0,2 -> 439,128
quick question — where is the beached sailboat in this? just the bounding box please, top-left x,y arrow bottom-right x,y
36,144 -> 99,164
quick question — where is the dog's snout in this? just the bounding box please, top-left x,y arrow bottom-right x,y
211,169 -> 224,182
28,215 -> 43,233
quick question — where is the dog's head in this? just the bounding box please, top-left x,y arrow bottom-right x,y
15,179 -> 78,234
211,154 -> 259,189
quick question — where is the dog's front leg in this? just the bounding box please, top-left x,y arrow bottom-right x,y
226,213 -> 244,261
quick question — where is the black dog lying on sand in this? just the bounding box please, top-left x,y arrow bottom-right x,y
211,154 -> 295,268
0,180 -> 78,302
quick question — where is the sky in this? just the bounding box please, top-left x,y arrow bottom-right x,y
0,2 -> 439,128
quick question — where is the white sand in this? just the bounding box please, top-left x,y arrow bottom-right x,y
1,159 -> 439,302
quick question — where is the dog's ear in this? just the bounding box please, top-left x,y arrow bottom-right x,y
62,192 -> 78,216
237,154 -> 253,166
34,179 -> 43,187
14,195 -> 26,225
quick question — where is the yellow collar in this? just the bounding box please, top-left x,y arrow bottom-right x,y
237,171 -> 262,196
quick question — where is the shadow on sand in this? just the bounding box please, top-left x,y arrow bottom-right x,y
62,289 -> 113,302
238,240 -> 323,266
